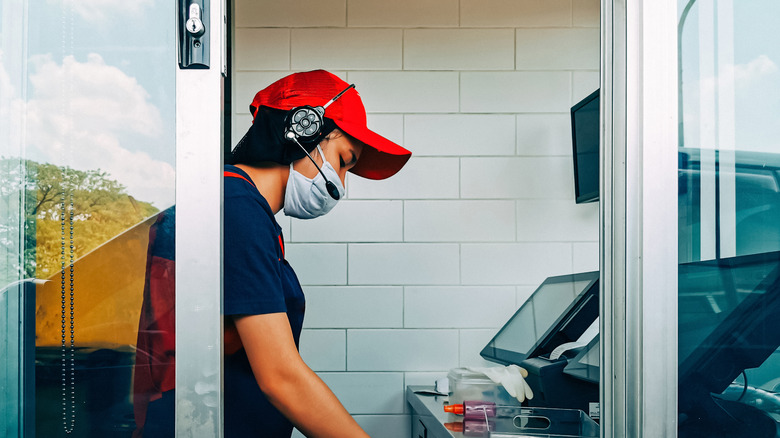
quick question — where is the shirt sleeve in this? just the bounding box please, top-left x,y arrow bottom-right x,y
223,192 -> 286,316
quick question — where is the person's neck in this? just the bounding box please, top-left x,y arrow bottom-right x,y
234,163 -> 289,213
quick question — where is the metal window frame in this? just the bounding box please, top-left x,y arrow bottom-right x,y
174,0 -> 226,436
601,0 -> 679,436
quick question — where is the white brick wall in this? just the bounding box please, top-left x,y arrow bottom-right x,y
233,0 -> 600,430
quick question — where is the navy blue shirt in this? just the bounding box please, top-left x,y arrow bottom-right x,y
223,165 -> 306,438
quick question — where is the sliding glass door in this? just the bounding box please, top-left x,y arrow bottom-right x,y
1,1 -> 224,436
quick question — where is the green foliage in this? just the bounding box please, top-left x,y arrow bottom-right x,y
0,158 -> 159,282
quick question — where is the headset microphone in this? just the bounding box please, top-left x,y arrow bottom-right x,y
283,84 -> 355,201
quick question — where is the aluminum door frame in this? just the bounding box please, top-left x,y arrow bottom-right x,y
174,0 -> 226,436
600,0 -> 679,436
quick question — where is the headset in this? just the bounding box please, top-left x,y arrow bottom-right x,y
283,84 -> 355,200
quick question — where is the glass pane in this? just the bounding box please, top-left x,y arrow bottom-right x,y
1,1 -> 176,436
678,0 -> 780,436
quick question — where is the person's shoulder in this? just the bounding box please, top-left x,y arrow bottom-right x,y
223,165 -> 277,225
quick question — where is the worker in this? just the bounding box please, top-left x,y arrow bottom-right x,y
134,69 -> 412,438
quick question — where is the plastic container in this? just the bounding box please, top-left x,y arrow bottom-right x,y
447,368 -> 521,406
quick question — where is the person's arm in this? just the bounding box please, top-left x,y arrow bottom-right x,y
234,312 -> 369,438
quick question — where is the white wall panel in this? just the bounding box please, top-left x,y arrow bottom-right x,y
460,0 -> 572,27
291,29 -> 402,71
516,28 -> 600,70
348,0 -> 459,27
573,0 -> 601,27
348,157 -> 460,199
285,244 -> 347,285
459,329 -> 500,367
404,286 -> 516,328
404,29 -> 515,71
303,286 -> 403,328
515,200 -> 599,241
573,242 -> 600,272
461,72 -> 571,113
404,200 -> 516,242
573,71 -> 600,104
318,372 -> 405,414
299,330 -> 346,371
461,157 -> 574,199
461,243 -> 573,286
234,29 -> 290,71
406,114 -> 516,156
348,244 -> 460,285
290,201 -> 403,243
234,0 -> 346,28
346,72 -> 460,113
516,113 -> 572,156
348,330 -> 459,371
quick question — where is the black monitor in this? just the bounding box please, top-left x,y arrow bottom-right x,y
571,89 -> 600,204
480,271 -> 599,366
678,250 -> 780,408
563,335 -> 600,384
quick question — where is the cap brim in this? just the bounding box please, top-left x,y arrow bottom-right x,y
336,120 -> 412,180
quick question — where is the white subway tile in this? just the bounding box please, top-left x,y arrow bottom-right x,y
348,244 -> 460,285
234,29 -> 290,71
516,200 -> 599,241
516,114 -> 572,156
299,329 -> 346,371
404,286 -> 516,328
366,114 -> 404,149
291,29 -> 402,71
404,201 -> 516,242
461,157 -> 575,199
573,0 -> 601,27
347,157 -> 460,200
461,0 -> 572,27
234,71 -> 294,114
348,330 -> 459,371
318,372 -> 405,414
461,243 -> 573,286
517,285 -> 536,307
290,201 -> 403,242
460,329 -> 501,368
404,29 -> 515,71
354,415 -> 411,438
573,242 -> 599,273
573,71 -> 600,105
285,244 -> 347,285
234,0 -> 346,28
349,0 -> 458,27
405,114 -> 515,157
516,29 -> 600,70
461,72 -> 571,113
346,72 -> 460,113
303,286 -> 403,328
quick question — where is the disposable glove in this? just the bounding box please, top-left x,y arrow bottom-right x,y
467,365 -> 534,403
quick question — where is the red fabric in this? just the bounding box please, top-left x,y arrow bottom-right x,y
133,221 -> 176,437
249,69 -> 411,180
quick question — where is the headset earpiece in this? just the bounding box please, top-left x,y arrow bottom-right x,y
284,105 -> 326,143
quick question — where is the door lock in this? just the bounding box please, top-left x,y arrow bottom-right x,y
178,0 -> 209,69
185,3 -> 205,38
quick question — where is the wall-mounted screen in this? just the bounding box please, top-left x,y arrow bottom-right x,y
571,89 -> 600,204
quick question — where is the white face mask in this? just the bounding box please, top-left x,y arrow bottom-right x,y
283,145 -> 345,219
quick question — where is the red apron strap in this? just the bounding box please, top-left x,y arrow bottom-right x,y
224,170 -> 256,188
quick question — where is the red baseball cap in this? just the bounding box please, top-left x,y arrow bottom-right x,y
249,70 -> 412,180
